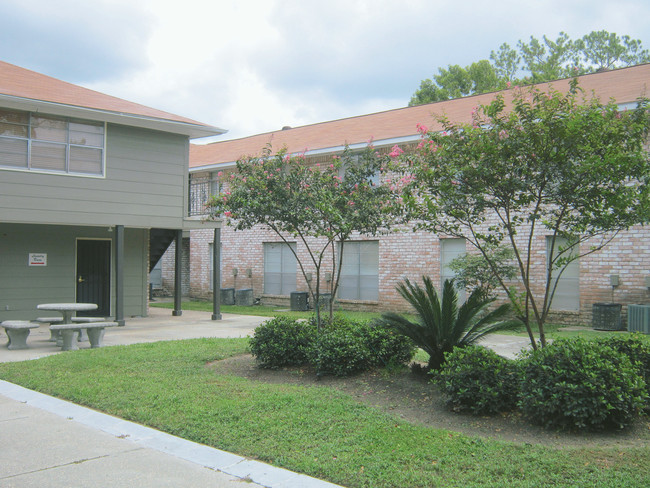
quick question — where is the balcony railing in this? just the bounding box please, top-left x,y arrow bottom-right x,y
188,177 -> 220,217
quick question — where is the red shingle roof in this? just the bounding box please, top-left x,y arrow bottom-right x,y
0,60 -> 215,128
190,63 -> 650,169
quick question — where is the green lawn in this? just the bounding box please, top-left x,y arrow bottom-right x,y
151,300 -> 384,322
152,300 -> 643,343
0,339 -> 648,487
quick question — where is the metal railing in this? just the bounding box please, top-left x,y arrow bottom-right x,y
188,177 -> 220,217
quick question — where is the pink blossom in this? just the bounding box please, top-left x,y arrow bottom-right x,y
506,81 -> 511,88
498,130 -> 509,140
224,211 -> 232,217
217,171 -> 223,177
389,144 -> 404,158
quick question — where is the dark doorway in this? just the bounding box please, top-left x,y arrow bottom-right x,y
76,239 -> 111,317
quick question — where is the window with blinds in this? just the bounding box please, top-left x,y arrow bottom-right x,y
338,240 -> 379,301
264,242 -> 297,295
546,236 -> 580,311
0,109 -> 105,176
440,237 -> 467,302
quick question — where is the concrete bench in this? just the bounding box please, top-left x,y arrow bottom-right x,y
36,317 -> 65,342
1,321 -> 41,350
71,317 -> 105,342
49,322 -> 118,351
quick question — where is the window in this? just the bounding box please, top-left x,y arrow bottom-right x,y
338,154 -> 380,186
0,109 -> 105,176
338,241 -> 379,301
264,242 -> 297,295
440,238 -> 466,301
546,236 -> 579,311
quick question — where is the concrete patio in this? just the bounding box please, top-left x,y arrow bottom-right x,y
0,305 -> 270,363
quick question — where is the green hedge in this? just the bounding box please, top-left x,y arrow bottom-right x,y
518,338 -> 647,431
250,314 -> 415,376
436,345 -> 519,415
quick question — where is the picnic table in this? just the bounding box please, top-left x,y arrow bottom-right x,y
36,303 -> 98,325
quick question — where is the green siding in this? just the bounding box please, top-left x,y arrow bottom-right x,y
0,124 -> 189,228
0,223 -> 147,321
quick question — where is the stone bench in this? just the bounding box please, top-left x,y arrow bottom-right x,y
71,317 -> 105,341
50,322 -> 118,351
1,321 -> 41,350
36,317 -> 65,342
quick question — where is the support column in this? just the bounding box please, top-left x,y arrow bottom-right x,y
173,229 -> 183,316
212,227 -> 222,320
115,225 -> 125,326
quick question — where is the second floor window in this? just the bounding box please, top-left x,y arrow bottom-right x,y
0,109 -> 105,176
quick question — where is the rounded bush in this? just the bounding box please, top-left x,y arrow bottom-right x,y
308,322 -> 371,377
436,345 -> 519,415
518,338 -> 647,431
366,322 -> 416,368
598,333 -> 650,413
249,317 -> 314,369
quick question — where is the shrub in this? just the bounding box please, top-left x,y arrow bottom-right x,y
598,333 -> 650,412
309,321 -> 371,377
377,277 -> 520,371
518,338 -> 647,431
436,345 -> 519,415
249,317 -> 314,369
366,322 -> 416,368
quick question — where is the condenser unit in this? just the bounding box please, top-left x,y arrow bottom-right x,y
290,292 -> 309,311
627,304 -> 650,334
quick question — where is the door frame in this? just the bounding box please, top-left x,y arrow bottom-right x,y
75,238 -> 112,316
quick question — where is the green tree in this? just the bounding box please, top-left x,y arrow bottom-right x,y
448,246 -> 517,299
401,80 -> 650,349
517,32 -> 576,82
574,30 -> 650,71
208,146 -> 399,331
408,61 -> 501,106
411,30 -> 650,106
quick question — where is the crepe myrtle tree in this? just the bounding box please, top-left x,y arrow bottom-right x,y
399,79 -> 650,349
208,145 -> 402,331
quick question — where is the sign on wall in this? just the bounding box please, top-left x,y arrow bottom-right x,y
29,253 -> 47,266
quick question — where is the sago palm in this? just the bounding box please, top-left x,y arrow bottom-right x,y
377,276 -> 520,371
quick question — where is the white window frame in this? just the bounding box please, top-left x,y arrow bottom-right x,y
0,108 -> 106,177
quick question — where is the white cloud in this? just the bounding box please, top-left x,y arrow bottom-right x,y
3,0 -> 649,140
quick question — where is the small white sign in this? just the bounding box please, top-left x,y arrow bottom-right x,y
29,253 -> 47,266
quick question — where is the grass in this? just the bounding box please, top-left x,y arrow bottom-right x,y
151,300 -> 383,322
1,339 -> 648,487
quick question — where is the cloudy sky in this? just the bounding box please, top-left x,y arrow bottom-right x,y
1,0 -> 649,142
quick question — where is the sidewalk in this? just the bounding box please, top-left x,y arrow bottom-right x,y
0,306 -> 342,488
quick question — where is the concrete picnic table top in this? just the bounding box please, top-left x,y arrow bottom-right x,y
36,303 -> 98,324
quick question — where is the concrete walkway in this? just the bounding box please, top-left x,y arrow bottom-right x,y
0,306 -> 342,488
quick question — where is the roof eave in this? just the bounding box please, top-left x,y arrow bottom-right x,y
0,94 -> 227,139
189,133 -> 421,173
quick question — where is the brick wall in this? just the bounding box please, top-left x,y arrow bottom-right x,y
171,163 -> 650,326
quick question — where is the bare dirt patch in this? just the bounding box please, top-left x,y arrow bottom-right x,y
209,353 -> 650,449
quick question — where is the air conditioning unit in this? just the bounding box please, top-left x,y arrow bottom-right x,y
627,304 -> 650,334
290,292 -> 309,311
